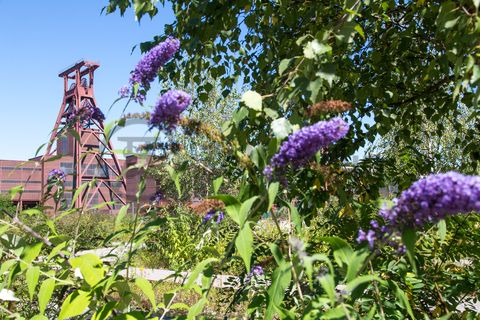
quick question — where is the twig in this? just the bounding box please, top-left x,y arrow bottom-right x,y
270,205 -> 304,301
369,262 -> 386,320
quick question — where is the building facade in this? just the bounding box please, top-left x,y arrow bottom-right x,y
0,155 -> 157,210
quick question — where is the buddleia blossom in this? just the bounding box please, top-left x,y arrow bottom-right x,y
150,90 -> 192,130
216,211 -> 225,223
48,169 -> 66,183
202,209 -> 215,224
150,190 -> 163,204
245,265 -> 264,284
358,172 -> 480,250
267,117 -> 349,175
118,85 -> 130,98
65,103 -> 105,125
83,103 -> 105,123
129,37 -> 180,89
202,209 -> 225,224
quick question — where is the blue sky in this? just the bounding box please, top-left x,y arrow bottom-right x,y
0,0 -> 174,160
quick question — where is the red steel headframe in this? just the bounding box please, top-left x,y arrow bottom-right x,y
43,60 -> 126,210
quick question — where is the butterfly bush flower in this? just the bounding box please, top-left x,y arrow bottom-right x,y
65,104 -> 105,125
48,169 -> 66,183
245,265 -> 264,284
216,211 -> 225,224
129,37 -> 180,89
252,265 -> 264,276
358,172 -> 480,250
118,85 -> 130,98
83,103 -> 105,123
150,190 -> 163,204
203,209 -> 225,224
150,90 -> 192,130
266,117 -> 349,178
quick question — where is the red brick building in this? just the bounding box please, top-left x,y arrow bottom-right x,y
0,155 -> 157,210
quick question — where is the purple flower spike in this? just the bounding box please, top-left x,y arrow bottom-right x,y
150,90 -> 191,130
216,211 -> 225,224
252,265 -> 264,276
385,172 -> 480,229
245,265 -> 264,284
266,117 -> 349,179
202,209 -> 216,224
150,190 -> 163,204
48,169 -> 66,183
118,85 -> 130,98
358,172 -> 480,251
357,229 -> 376,249
129,37 -> 180,88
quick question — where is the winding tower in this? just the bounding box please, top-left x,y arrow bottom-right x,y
43,60 -> 127,210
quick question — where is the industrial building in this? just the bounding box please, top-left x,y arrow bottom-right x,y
0,61 -> 156,210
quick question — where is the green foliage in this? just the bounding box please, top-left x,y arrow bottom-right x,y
1,0 -> 480,318
136,206 -> 237,272
0,193 -> 15,215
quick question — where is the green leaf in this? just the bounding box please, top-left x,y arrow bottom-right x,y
389,280 -> 415,319
346,275 -> 381,292
304,254 -> 332,288
320,236 -> 353,268
354,24 -> 365,40
38,278 -> 55,315
238,196 -> 258,227
225,204 -> 241,225
307,77 -> 323,103
436,2 -> 460,30
265,263 -> 292,320
236,223 -> 254,272
184,258 -> 217,289
402,229 -> 418,274
271,117 -> 293,139
268,182 -> 279,211
70,254 -> 105,287
233,106 -> 249,125
437,220 -> 447,242
26,266 -> 40,300
30,316 -> 48,320
316,63 -> 337,86
59,290 -> 91,320
9,185 -> 24,199
166,164 -> 182,197
113,311 -> 145,319
103,120 -> 116,142
242,90 -> 263,111
135,278 -> 156,310
345,251 -> 369,282
322,305 -> 346,319
187,298 -> 207,319
304,39 -> 331,59
209,194 -> 240,206
319,274 -> 336,301
471,65 -> 480,84
278,58 -> 293,76
47,241 -> 68,262
20,242 -> 43,269
212,176 -> 223,195
336,21 -> 357,44
115,204 -> 130,231
70,181 -> 89,209
91,301 -> 116,320
21,208 -> 43,216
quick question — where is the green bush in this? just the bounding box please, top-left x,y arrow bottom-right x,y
55,211 -> 131,250
136,205 -> 240,272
